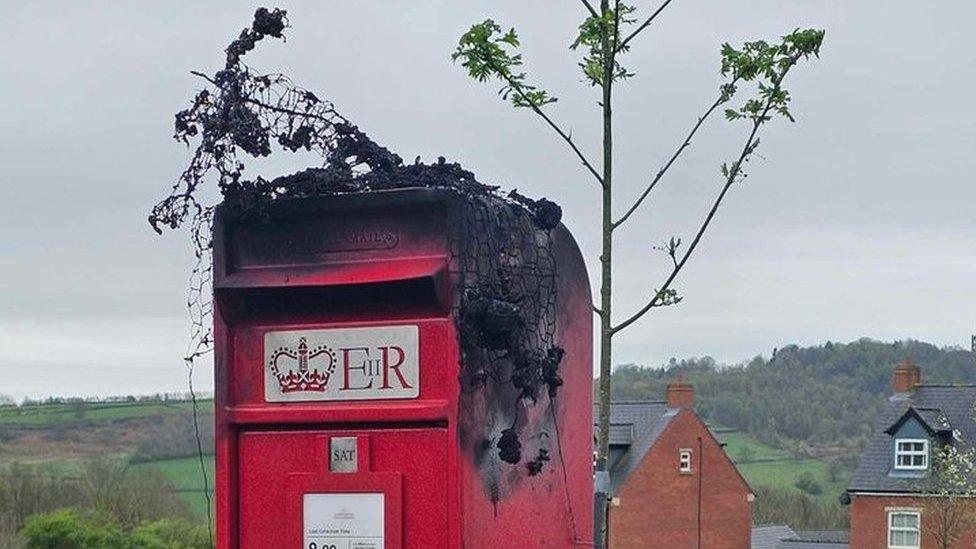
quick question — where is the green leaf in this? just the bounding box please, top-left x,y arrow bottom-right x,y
452,19 -> 558,109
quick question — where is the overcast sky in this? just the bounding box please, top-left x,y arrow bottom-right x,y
1,1 -> 974,400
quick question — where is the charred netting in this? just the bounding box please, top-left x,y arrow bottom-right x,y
149,7 -> 567,488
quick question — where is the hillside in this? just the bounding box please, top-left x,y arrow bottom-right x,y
612,338 -> 975,460
0,399 -> 215,521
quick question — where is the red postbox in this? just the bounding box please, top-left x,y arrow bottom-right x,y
212,188 -> 593,548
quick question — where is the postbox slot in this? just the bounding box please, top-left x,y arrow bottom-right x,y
215,274 -> 447,325
215,192 -> 451,284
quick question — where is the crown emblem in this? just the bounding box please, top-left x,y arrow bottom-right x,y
269,337 -> 335,393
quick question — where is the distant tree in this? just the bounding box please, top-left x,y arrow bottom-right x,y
80,459 -> 190,528
21,509 -> 127,549
130,518 -> 210,548
827,459 -> 844,483
0,460 -> 190,539
69,400 -> 88,420
794,472 -> 823,496
21,509 -> 209,549
452,6 -> 824,543
752,485 -> 848,529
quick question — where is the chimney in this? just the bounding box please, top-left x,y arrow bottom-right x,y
666,376 -> 695,409
892,357 -> 921,393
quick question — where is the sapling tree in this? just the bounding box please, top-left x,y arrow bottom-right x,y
452,3 -> 824,544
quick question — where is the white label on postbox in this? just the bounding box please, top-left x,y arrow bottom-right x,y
304,492 -> 384,549
264,325 -> 419,402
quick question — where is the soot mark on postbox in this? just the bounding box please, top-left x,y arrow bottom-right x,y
451,191 -> 568,504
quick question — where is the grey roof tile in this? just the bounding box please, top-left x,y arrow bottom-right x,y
752,524 -> 796,549
792,530 -> 849,543
778,541 -> 848,549
608,423 -> 635,446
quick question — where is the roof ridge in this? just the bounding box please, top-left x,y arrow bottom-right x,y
605,399 -> 667,404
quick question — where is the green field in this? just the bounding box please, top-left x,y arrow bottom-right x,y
0,400 -> 212,427
717,428 -> 849,502
0,399 -> 217,521
720,430 -> 793,462
133,456 -> 215,519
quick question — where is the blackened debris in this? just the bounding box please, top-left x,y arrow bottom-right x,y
508,189 -> 563,230
543,346 -> 565,398
511,353 -> 544,402
252,7 -> 287,38
532,198 -> 563,231
462,296 -> 523,351
225,8 -> 287,68
497,427 -> 522,465
509,346 -> 565,403
526,448 -> 551,476
278,124 -> 315,152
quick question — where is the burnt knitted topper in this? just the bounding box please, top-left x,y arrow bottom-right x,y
150,8 -> 566,495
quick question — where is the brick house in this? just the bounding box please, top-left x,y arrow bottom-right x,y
597,379 -> 754,548
846,359 -> 976,548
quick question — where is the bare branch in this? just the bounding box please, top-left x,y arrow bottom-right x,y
190,70 -> 216,85
486,59 -> 604,186
612,63 -> 797,335
580,0 -> 599,18
613,85 -> 735,229
653,237 -> 681,268
592,304 -> 604,316
616,0 -> 675,52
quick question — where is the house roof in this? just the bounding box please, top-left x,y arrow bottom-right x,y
752,526 -> 849,549
608,422 -> 635,446
883,406 -> 952,436
593,400 -> 675,495
791,531 -> 849,544
848,384 -> 976,493
778,540 -> 848,549
752,525 -> 796,549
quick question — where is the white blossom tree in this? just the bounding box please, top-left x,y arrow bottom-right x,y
922,443 -> 976,549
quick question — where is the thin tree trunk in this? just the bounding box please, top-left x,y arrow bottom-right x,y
593,2 -> 615,546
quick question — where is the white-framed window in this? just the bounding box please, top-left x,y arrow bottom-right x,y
679,449 -> 692,473
888,510 -> 920,548
895,439 -> 929,470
